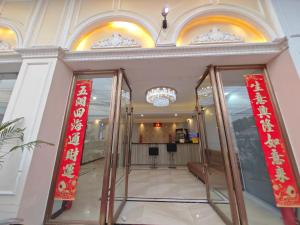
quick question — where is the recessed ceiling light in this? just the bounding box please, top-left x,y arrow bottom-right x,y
174,113 -> 178,117
141,114 -> 144,117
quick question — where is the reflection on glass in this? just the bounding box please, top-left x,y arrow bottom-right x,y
197,75 -> 232,222
220,69 -> 284,225
0,74 -> 17,122
51,76 -> 113,222
112,78 -> 131,218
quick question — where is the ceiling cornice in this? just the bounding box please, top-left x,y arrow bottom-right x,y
0,51 -> 22,64
0,38 -> 288,64
64,38 -> 288,62
15,46 -> 65,60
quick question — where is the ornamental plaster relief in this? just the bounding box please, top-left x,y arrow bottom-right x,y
190,27 -> 244,45
0,40 -> 11,51
91,33 -> 140,49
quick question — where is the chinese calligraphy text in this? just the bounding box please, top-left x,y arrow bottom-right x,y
54,80 -> 92,200
245,74 -> 300,207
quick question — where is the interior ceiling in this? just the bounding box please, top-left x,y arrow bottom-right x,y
66,52 -> 276,116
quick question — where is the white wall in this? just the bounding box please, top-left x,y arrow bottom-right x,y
271,0 -> 300,78
16,59 -> 73,225
267,49 -> 300,171
0,49 -> 73,225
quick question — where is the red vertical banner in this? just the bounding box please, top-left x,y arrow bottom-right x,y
54,80 -> 92,200
245,74 -> 300,207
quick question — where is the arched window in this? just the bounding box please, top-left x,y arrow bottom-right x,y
177,15 -> 269,46
71,21 -> 155,51
0,26 -> 18,51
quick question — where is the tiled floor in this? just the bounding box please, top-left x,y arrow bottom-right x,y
51,164 -> 283,225
117,167 -> 225,225
128,167 -> 207,200
117,201 -> 225,225
52,159 -> 105,221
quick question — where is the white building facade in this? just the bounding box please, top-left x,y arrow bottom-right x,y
0,0 -> 299,225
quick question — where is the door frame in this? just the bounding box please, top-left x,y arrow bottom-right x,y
44,69 -> 131,225
215,64 -> 300,225
195,67 -> 240,225
196,64 -> 300,225
107,69 -> 132,225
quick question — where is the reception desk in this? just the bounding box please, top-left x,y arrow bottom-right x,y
131,143 -> 201,166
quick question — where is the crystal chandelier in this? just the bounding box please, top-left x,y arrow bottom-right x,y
146,87 -> 177,107
197,86 -> 212,97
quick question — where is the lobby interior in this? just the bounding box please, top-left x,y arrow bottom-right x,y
46,55 -> 287,225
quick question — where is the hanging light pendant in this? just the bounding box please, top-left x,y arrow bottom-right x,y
146,87 -> 177,107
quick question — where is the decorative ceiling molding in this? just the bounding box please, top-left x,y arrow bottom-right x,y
190,27 -> 244,45
15,47 -> 65,60
0,40 -> 11,51
0,38 -> 287,64
64,38 -> 287,62
91,33 -> 141,49
0,51 -> 21,64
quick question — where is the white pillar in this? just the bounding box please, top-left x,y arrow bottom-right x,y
267,50 -> 300,172
0,47 -> 73,225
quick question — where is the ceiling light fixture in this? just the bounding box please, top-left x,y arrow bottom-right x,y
146,87 -> 176,107
197,86 -> 212,97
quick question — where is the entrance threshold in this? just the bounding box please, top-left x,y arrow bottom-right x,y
127,197 -> 208,204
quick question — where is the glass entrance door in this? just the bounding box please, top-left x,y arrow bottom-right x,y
196,69 -> 239,225
107,70 -> 132,225
46,69 -> 132,225
215,66 -> 286,225
196,66 -> 297,225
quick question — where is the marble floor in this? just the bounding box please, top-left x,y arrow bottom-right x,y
49,163 -> 283,225
244,193 -> 283,225
52,159 -> 105,221
128,167 -> 207,200
117,201 -> 225,225
116,167 -> 225,225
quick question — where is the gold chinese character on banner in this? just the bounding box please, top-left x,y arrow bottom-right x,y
73,108 -> 85,118
254,92 -> 267,105
260,118 -> 274,132
71,119 -> 83,131
257,105 -> 271,119
68,132 -> 80,146
250,81 -> 264,92
275,166 -> 290,183
75,96 -> 87,107
77,85 -> 88,96
264,134 -> 280,148
62,163 -> 75,179
269,149 -> 285,165
66,148 -> 79,162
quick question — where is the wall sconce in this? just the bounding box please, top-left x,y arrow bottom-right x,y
161,6 -> 169,29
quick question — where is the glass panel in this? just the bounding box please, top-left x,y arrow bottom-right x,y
219,69 -> 284,225
197,74 -> 232,222
51,75 -> 113,222
0,74 -> 17,122
112,77 -> 131,218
